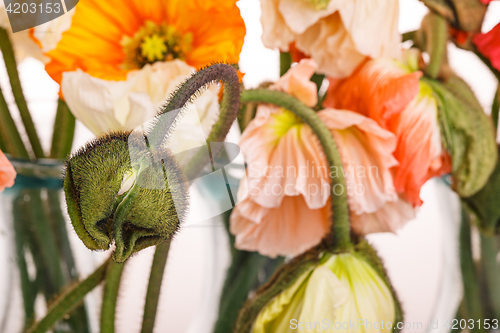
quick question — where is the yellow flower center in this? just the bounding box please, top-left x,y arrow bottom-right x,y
269,108 -> 303,141
304,0 -> 331,10
121,20 -> 193,69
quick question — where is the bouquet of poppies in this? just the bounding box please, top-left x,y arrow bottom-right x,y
0,0 -> 499,332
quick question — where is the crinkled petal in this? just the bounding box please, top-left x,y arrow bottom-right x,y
318,109 -> 399,215
350,198 -> 416,235
230,196 -> 330,258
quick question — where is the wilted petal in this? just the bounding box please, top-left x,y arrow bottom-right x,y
230,195 -> 331,258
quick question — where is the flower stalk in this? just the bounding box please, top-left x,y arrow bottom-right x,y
50,99 -> 76,159
480,234 -> 500,319
140,63 -> 241,333
0,84 -> 29,158
26,259 -> 110,333
0,28 -> 44,158
100,261 -> 126,333
460,209 -> 485,332
240,88 -> 352,252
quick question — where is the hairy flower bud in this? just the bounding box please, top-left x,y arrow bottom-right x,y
64,131 -> 189,262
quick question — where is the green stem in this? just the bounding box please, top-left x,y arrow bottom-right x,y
149,63 -> 241,180
492,84 -> 500,133
100,261 -> 125,333
28,190 -> 66,292
480,234 -> 500,319
0,28 -> 44,158
140,241 -> 171,333
46,190 -> 91,333
27,259 -> 109,333
214,253 -> 268,333
12,193 -> 37,328
310,73 -> 325,93
214,209 -> 284,333
425,13 -> 448,79
460,209 -> 484,332
50,99 -> 76,159
140,64 -> 241,333
280,52 -> 292,77
0,84 -> 29,158
240,89 -> 352,252
403,30 -> 417,42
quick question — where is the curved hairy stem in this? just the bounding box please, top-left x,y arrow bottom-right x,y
27,259 -> 110,333
140,63 -> 241,333
241,88 -> 352,252
100,261 -> 125,333
0,28 -> 44,158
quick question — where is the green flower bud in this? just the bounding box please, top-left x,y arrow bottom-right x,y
235,241 -> 402,333
424,76 -> 498,197
463,148 -> 500,235
64,131 -> 189,262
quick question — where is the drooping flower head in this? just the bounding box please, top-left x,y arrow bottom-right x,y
324,50 -> 451,206
260,0 -> 401,77
0,149 -> 16,192
230,60 -> 415,258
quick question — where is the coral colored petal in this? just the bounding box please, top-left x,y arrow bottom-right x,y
230,196 -> 330,258
0,150 -> 16,192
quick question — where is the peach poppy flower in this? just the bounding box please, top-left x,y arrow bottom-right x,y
474,22 -> 500,72
324,53 -> 450,206
260,0 -> 401,78
0,150 -> 16,192
44,0 -> 246,83
230,60 -> 414,257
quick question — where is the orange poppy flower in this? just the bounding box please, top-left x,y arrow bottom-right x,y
44,0 -> 246,84
324,53 -> 451,206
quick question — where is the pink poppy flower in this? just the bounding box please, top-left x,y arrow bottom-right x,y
230,59 -> 414,257
0,150 -> 16,192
